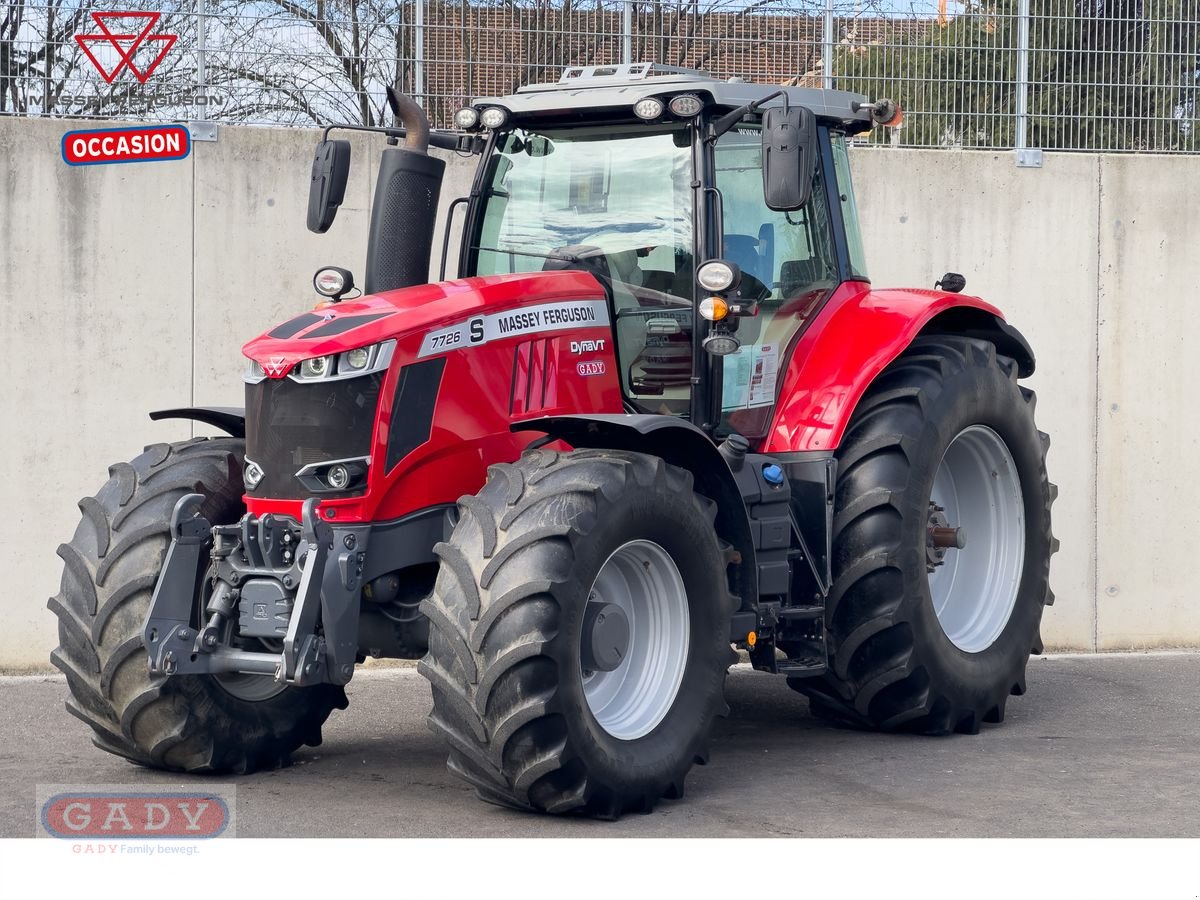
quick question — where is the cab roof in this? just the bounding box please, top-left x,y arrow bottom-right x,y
472,63 -> 874,132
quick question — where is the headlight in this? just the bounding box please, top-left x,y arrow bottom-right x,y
342,347 -> 370,370
300,355 -> 332,379
697,259 -> 739,293
480,107 -> 509,129
633,97 -> 664,120
289,340 -> 396,383
454,107 -> 479,129
244,358 -> 266,384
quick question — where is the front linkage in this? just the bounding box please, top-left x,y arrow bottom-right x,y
144,494 -> 365,687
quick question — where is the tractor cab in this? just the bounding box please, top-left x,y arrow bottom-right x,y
454,65 -> 884,438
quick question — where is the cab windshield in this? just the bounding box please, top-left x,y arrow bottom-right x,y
471,125 -> 696,411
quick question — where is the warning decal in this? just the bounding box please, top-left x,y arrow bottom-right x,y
418,299 -> 610,358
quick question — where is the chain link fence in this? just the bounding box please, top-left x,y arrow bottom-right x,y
2,1 -> 1197,151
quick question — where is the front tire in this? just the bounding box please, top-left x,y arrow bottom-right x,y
420,448 -> 735,818
49,437 -> 347,772
789,336 -> 1058,734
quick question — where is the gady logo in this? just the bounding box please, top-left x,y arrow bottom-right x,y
41,792 -> 231,839
75,12 -> 177,84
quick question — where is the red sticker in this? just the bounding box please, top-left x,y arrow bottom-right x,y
62,125 -> 191,167
577,360 -> 606,377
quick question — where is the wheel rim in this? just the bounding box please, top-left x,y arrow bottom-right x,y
581,540 -> 690,740
928,425 -> 1025,653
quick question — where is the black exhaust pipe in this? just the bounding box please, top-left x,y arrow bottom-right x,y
364,89 -> 446,294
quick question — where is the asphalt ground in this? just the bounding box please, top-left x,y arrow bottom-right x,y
2,653 -> 1198,838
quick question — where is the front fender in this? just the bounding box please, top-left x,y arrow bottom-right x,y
764,284 -> 1034,453
513,414 -> 757,607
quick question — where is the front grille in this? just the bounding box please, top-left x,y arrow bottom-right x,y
245,373 -> 384,499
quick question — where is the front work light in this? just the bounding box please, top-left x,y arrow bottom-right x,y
480,107 -> 509,129
668,94 -> 703,117
314,266 -> 354,300
703,332 -> 742,356
633,97 -> 664,120
454,107 -> 480,129
697,259 -> 739,293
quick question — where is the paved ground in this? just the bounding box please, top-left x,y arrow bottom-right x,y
3,653 -> 1198,838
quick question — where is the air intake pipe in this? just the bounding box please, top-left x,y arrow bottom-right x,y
364,89 -> 446,294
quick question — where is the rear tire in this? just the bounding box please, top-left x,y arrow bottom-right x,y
789,336 -> 1057,734
49,437 -> 347,772
420,448 -> 735,818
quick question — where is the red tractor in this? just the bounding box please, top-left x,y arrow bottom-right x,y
51,65 -> 1056,818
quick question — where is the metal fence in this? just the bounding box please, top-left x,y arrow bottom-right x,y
3,1 -> 1198,151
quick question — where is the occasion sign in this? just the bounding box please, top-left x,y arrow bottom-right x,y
62,124 -> 191,167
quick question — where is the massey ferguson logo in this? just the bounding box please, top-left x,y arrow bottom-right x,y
264,356 -> 288,377
75,12 -> 177,84
577,360 -> 607,377
570,339 -> 606,354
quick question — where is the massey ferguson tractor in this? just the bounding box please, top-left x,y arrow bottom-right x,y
51,64 -> 1056,818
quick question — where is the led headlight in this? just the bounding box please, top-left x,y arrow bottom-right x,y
300,355 -> 332,379
342,347 -> 370,370
290,340 -> 396,382
480,107 -> 509,129
668,94 -> 703,117
633,97 -> 664,120
697,259 -> 739,293
454,107 -> 480,129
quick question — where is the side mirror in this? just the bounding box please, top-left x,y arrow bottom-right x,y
306,139 -> 351,234
936,272 -> 967,293
761,105 -> 817,211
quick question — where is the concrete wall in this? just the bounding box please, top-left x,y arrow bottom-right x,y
0,117 -> 1194,667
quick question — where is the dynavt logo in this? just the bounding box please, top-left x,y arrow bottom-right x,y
75,12 -> 177,84
62,124 -> 191,166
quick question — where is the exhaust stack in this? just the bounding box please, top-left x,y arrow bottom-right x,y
364,89 -> 446,294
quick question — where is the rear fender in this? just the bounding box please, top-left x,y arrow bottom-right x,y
764,285 -> 1035,453
513,414 -> 757,607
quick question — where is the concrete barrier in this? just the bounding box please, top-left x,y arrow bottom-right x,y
0,116 -> 1194,667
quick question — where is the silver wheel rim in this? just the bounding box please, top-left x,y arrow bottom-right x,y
582,540 -> 690,740
928,425 -> 1025,654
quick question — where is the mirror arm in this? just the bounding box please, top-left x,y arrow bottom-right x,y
705,89 -> 785,143
321,123 -> 484,154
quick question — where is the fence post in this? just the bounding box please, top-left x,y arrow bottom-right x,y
822,0 -> 833,91
623,1 -> 633,66
415,0 -> 426,107
195,0 -> 206,96
1016,0 -> 1030,152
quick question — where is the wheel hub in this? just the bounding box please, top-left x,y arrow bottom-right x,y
580,540 -> 690,741
927,425 -> 1026,654
581,601 -> 631,673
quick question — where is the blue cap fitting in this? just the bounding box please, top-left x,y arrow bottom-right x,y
762,464 -> 785,485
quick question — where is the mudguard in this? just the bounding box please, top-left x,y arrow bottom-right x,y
764,284 -> 1036,453
150,406 -> 247,438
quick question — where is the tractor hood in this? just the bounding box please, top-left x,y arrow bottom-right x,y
242,270 -> 605,375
